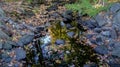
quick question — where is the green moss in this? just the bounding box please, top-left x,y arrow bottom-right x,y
65,0 -> 111,17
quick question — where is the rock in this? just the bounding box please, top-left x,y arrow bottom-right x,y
101,31 -> 111,37
55,39 -> 65,45
111,42 -> 120,57
108,40 -> 115,47
86,34 -> 94,39
0,7 -> 6,18
17,34 -> 34,46
95,13 -> 108,27
35,26 -> 45,33
83,19 -> 98,29
46,5 -> 58,11
94,28 -> 102,33
67,31 -> 75,38
15,48 -> 26,60
109,64 -> 120,67
96,35 -> 104,45
62,10 -> 73,23
111,29 -> 117,39
66,23 -> 73,29
110,3 -> 120,13
3,41 -> 12,50
89,39 -> 97,45
83,64 -> 98,67
60,21 -> 65,27
113,10 -> 120,26
2,52 -> 12,63
94,45 -> 108,55
0,30 -> 10,40
0,42 -> 2,49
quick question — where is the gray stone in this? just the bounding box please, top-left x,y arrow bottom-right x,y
94,28 -> 102,33
15,48 -> 26,60
96,35 -> 104,45
55,39 -> 65,45
3,42 -> 12,50
109,64 -> 120,67
86,34 -> 94,39
94,45 -> 108,55
17,34 -> 34,46
95,13 -> 108,27
84,19 -> 98,29
67,31 -> 75,38
113,11 -> 120,26
84,64 -> 98,67
111,29 -> 117,39
101,31 -> 111,37
66,23 -> 73,29
110,3 -> 120,13
0,30 -> 10,40
2,52 -> 12,63
0,7 -> 6,18
0,42 -> 2,49
111,42 -> 120,57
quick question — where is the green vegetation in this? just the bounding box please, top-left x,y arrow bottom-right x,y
65,0 -> 111,17
49,20 -> 99,66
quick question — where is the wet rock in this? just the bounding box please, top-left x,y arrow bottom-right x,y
55,39 -> 65,45
3,42 -> 12,50
67,31 -> 75,38
0,7 -> 6,18
101,31 -> 111,37
95,13 -> 108,27
110,3 -> 120,13
0,30 -> 10,40
17,34 -> 34,46
94,45 -> 108,55
0,42 -> 2,49
15,48 -> 26,60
